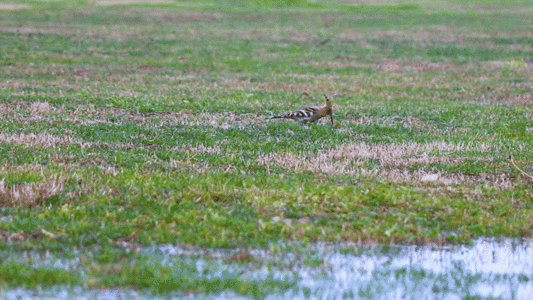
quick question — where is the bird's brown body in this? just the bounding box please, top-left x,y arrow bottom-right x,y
271,95 -> 334,125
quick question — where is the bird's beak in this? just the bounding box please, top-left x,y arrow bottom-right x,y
330,114 -> 334,126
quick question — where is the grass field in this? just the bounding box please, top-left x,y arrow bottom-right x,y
1,0 -> 533,297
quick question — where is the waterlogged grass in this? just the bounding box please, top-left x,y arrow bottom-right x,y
0,262 -> 80,287
1,0 -> 533,297
0,247 -> 296,298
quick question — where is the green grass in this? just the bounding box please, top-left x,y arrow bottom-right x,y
1,0 -> 533,296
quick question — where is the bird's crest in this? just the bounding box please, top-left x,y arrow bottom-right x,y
324,94 -> 333,114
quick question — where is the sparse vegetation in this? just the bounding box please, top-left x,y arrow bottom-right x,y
0,0 -> 532,297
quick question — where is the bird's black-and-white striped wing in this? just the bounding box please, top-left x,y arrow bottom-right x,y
287,107 -> 318,118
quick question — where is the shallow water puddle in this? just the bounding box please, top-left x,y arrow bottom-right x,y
285,238 -> 533,299
1,238 -> 532,299
149,238 -> 533,299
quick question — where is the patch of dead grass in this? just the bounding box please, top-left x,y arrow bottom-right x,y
165,159 -> 210,174
171,145 -> 222,154
103,109 -> 265,129
140,9 -> 223,21
223,79 -> 346,95
258,151 -> 365,176
0,26 -> 75,36
337,27 -> 462,44
257,142 -> 506,187
348,115 -> 442,133
374,61 -> 453,72
422,1 -> 533,14
0,102 -> 265,151
0,101 -> 27,115
479,93 -> 533,105
0,163 -> 42,174
311,59 -> 456,72
375,169 -> 514,189
64,104 -> 265,128
259,141 -> 474,172
310,61 -> 365,69
311,59 -> 508,75
0,176 -> 65,208
1,81 -> 42,90
95,0 -> 173,5
200,112 -> 266,129
2,64 -> 157,77
0,133 -> 89,149
29,101 -> 53,114
334,0 -> 401,3
504,93 -> 533,105
0,4 -> 29,10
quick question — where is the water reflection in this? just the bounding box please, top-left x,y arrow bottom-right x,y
1,238 -> 532,299
285,238 -> 533,299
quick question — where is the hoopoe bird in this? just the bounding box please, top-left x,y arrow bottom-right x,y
271,95 -> 334,125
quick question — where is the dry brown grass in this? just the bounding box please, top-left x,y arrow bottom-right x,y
207,27 -> 318,43
222,79 -> 347,95
171,145 -> 222,154
259,141 -> 474,171
504,93 -> 533,105
1,98 -> 267,129
348,115 -> 443,133
0,26 -> 75,36
138,9 -> 223,22
257,141 -> 504,186
101,109 -> 266,129
165,159 -> 210,174
11,66 -> 79,76
0,133 -> 89,149
0,101 -> 58,117
29,101 -> 54,114
375,61 -> 453,72
1,81 -> 43,90
312,59 -> 529,75
374,169 -> 514,189
0,101 -> 27,115
337,27 -> 463,44
420,1 -> 533,14
477,92 -> 533,105
0,176 -> 65,208
2,64 -> 160,77
259,151 -> 364,176
0,4 -> 30,10
95,0 -> 173,5
310,59 -> 456,72
334,0 -> 401,3
66,104 -> 265,128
